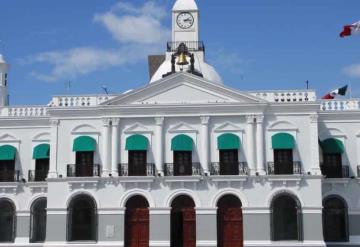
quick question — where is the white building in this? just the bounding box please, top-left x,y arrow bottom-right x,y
0,0 -> 358,246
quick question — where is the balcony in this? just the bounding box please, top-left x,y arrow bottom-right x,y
28,170 -> 48,182
210,162 -> 249,176
164,162 -> 202,176
0,170 -> 20,182
166,41 -> 205,52
321,165 -> 349,178
267,162 -> 302,175
118,163 -> 156,176
67,164 -> 101,177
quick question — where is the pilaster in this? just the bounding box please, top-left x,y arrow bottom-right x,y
102,118 -> 111,177
111,118 -> 120,176
246,115 -> 256,175
256,115 -> 265,175
310,114 -> 321,175
48,119 -> 59,178
155,117 -> 165,176
200,116 -> 210,175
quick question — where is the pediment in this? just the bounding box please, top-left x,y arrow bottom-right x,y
103,73 -> 265,106
124,123 -> 152,134
214,122 -> 244,133
168,122 -> 197,133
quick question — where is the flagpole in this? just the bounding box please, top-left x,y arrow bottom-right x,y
349,81 -> 352,99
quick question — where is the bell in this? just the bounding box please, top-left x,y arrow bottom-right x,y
176,52 -> 189,66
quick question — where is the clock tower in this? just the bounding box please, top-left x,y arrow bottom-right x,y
172,0 -> 199,43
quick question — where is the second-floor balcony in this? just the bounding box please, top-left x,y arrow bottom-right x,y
321,165 -> 349,178
67,164 -> 101,178
210,162 -> 249,176
0,170 -> 20,182
118,163 -> 156,177
267,162 -> 302,175
164,162 -> 202,176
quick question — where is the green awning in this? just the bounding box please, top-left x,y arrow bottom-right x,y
171,134 -> 193,151
321,138 -> 344,154
218,133 -> 240,150
33,143 -> 50,159
0,145 -> 16,161
73,136 -> 96,152
125,135 -> 149,151
272,133 -> 295,149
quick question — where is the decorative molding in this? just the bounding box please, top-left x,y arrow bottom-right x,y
49,119 -> 59,126
168,122 -> 198,133
111,118 -> 120,126
124,122 -> 153,134
309,114 -> 318,123
213,121 -> 244,133
200,116 -> 210,125
256,114 -> 264,123
154,116 -> 165,126
102,118 -> 111,126
246,115 -> 256,124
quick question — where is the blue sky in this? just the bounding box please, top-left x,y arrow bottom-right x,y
1,0 -> 360,105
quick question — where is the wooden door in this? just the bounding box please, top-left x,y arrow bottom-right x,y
76,151 -> 94,177
274,149 -> 293,174
174,151 -> 192,176
220,150 -> 239,175
126,208 -> 149,247
182,208 -> 196,247
129,151 -> 147,176
218,208 -> 243,247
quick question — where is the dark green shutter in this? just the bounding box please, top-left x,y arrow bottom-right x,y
217,133 -> 240,150
171,134 -> 193,151
0,145 -> 16,160
321,138 -> 344,154
125,135 -> 149,151
33,143 -> 50,159
73,136 -> 96,152
272,133 -> 295,149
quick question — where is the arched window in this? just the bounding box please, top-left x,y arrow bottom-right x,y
30,198 -> 47,243
171,135 -> 194,176
271,133 -> 296,175
125,195 -> 149,247
323,197 -> 348,242
217,134 -> 241,175
0,199 -> 16,242
67,194 -> 97,242
271,194 -> 302,241
171,195 -> 196,247
71,136 -> 97,177
217,195 -> 243,247
125,135 -> 149,176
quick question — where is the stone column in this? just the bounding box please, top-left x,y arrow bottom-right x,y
102,118 -> 111,177
256,115 -> 265,174
200,116 -> 210,175
310,114 -> 321,175
48,119 -> 59,178
111,118 -> 120,176
155,117 -> 165,176
246,115 -> 256,175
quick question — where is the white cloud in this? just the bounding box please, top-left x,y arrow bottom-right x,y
343,64 -> 360,78
26,1 -> 170,82
94,1 -> 170,44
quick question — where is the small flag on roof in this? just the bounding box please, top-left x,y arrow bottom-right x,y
340,21 -> 360,37
321,85 -> 348,99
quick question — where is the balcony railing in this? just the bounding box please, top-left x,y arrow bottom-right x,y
118,163 -> 156,176
210,162 -> 249,175
164,162 -> 202,176
166,41 -> 205,52
0,170 -> 20,182
67,164 -> 101,177
267,162 -> 302,175
28,170 -> 48,182
320,165 -> 349,178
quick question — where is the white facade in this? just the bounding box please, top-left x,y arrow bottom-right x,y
0,0 -> 358,247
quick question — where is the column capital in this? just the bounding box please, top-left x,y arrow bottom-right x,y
155,116 -> 165,126
246,115 -> 256,124
309,114 -> 318,123
112,118 -> 120,126
200,116 -> 210,125
256,115 -> 264,123
49,119 -> 59,126
102,118 -> 111,126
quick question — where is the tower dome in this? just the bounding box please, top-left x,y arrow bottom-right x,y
173,0 -> 198,11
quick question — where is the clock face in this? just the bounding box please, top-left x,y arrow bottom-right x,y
176,12 -> 194,29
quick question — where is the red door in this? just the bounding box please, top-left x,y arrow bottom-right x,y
126,208 -> 149,247
218,208 -> 243,247
182,208 -> 196,247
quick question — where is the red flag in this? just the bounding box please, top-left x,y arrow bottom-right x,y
340,21 -> 360,37
321,85 -> 348,99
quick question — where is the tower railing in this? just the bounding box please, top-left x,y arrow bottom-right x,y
167,41 -> 205,52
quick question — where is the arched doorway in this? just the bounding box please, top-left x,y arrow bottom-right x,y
171,195 -> 196,247
271,194 -> 302,241
125,195 -> 149,247
0,199 -> 15,242
30,198 -> 47,243
67,194 -> 97,241
323,196 -> 348,242
217,195 -> 243,247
